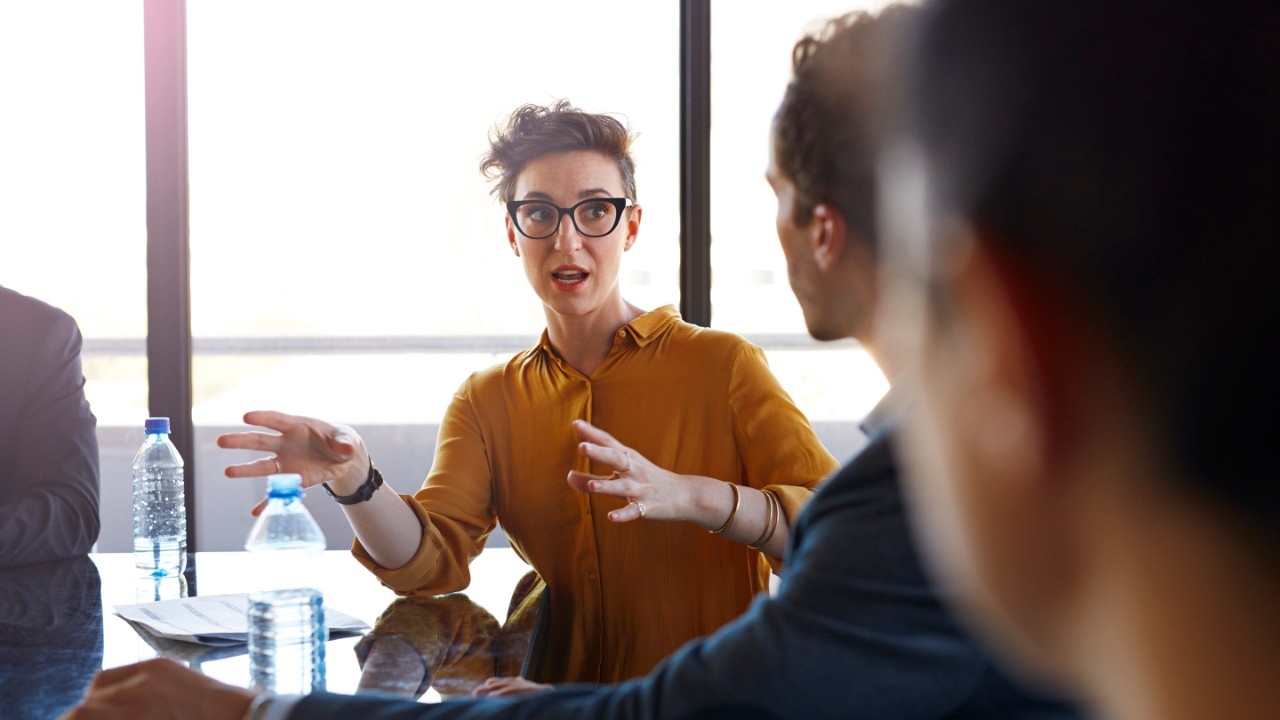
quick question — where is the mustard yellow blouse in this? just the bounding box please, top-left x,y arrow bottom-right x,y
352,305 -> 838,683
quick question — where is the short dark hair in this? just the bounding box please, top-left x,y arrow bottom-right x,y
480,100 -> 637,204
774,5 -> 916,249
903,0 -> 1280,545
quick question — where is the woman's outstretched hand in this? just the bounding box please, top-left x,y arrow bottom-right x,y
218,410 -> 369,515
566,419 -> 713,524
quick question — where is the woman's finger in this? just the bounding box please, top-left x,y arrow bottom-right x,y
215,431 -> 280,452
587,476 -> 641,499
471,677 -> 552,698
571,419 -> 622,448
566,470 -> 613,493
241,410 -> 298,431
577,442 -> 634,473
328,429 -> 357,458
223,457 -> 280,479
608,501 -> 645,523
249,498 -> 267,517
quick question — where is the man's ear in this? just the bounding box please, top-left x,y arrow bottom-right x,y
810,203 -> 848,272
505,216 -> 521,257
946,228 -> 1068,484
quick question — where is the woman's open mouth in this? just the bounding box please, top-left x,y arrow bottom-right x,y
551,265 -> 589,288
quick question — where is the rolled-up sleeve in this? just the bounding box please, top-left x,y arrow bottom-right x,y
728,344 -> 839,569
352,380 -> 497,595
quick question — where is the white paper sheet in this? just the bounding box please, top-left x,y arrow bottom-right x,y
114,593 -> 370,646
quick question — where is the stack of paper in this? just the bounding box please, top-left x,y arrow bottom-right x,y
115,593 -> 370,647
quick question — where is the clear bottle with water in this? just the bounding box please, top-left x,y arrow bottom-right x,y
245,473 -> 327,695
132,417 -> 187,576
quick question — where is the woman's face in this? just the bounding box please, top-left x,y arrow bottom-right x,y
506,150 -> 640,323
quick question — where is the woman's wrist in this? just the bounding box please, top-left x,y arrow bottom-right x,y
326,456 -> 372,496
693,476 -> 737,532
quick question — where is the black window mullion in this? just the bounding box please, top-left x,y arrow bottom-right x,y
143,0 -> 196,557
680,0 -> 712,327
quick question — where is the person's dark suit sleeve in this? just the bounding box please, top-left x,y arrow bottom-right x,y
0,308 -> 100,565
291,436 -> 995,720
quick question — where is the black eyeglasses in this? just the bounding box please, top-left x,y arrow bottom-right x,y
506,197 -> 634,239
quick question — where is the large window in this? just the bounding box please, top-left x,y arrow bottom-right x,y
710,0 -> 892,456
4,2 -> 893,554
0,2 -> 147,552
186,1 -> 680,549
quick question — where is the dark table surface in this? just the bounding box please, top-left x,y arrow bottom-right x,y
0,549 -> 532,720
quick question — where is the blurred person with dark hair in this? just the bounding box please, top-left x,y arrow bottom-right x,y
879,1 -> 1280,718
0,285 -> 100,566
216,100 -> 838,688
63,8 -> 1078,719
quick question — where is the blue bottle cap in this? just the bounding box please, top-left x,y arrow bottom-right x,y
144,417 -> 171,434
267,473 -> 304,497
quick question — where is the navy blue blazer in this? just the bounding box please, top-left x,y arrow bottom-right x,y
293,431 -> 1079,719
0,286 -> 100,566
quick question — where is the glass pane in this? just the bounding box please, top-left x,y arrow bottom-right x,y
0,1 -> 147,552
710,0 -> 893,458
187,0 -> 679,549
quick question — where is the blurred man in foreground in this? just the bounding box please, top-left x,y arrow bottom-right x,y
881,1 -> 1280,718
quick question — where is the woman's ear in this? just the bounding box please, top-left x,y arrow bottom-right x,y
505,216 -> 521,257
623,204 -> 642,251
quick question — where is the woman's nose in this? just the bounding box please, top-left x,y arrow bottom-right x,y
553,217 -> 583,253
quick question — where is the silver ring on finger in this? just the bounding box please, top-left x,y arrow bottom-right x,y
272,457 -> 282,475
635,501 -> 646,518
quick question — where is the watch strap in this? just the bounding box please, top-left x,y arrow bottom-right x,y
322,462 -> 384,505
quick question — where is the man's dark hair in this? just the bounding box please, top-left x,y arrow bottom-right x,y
481,99 -> 637,204
774,5 -> 916,249
903,0 -> 1280,545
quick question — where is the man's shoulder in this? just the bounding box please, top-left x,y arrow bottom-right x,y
0,287 -> 80,368
786,429 -> 914,576
822,430 -> 899,497
0,286 -> 76,335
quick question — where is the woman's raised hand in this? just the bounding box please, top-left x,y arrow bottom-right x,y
566,419 -> 711,524
218,411 -> 369,514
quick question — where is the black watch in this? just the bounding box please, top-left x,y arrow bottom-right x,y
323,463 -> 384,505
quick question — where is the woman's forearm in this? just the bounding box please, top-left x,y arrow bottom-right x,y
340,478 -> 431,570
690,477 -> 791,559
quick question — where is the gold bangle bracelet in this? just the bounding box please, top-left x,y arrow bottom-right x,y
752,489 -> 773,545
748,490 -> 780,549
709,482 -> 741,535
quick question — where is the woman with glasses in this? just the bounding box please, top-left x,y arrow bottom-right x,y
219,101 -> 838,688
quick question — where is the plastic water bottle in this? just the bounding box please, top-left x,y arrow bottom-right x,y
132,417 -> 187,576
245,473 -> 327,694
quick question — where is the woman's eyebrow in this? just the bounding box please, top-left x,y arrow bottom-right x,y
519,188 -> 616,202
